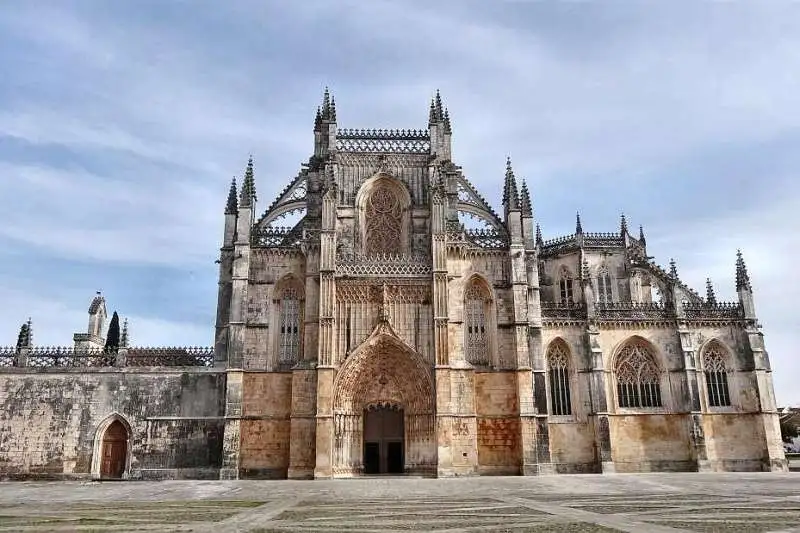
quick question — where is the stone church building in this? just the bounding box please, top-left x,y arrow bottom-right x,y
0,91 -> 786,479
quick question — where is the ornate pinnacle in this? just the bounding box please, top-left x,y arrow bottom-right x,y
26,317 -> 32,347
121,318 -> 129,348
620,213 -> 628,235
225,177 -> 238,215
322,87 -> 330,114
314,106 -> 322,132
535,223 -> 543,247
239,156 -> 256,208
443,108 -> 451,133
736,249 -> 752,291
435,90 -> 443,119
503,157 -> 520,211
639,225 -> 646,246
705,278 -> 716,305
669,258 -> 678,279
520,180 -> 533,217
428,99 -> 436,123
576,212 -> 583,234
330,95 -> 337,122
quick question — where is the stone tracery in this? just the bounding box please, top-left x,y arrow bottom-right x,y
615,341 -> 662,409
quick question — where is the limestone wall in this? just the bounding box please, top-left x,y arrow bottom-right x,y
475,372 -> 519,474
239,372 -> 293,478
702,413 -> 768,471
609,414 -> 694,472
0,369 -> 225,480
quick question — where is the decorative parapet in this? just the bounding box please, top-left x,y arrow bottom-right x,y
682,302 -> 744,320
583,232 -> 625,248
251,224 -> 303,247
541,302 -> 587,320
126,347 -> 215,367
335,128 -> 431,153
0,346 -> 17,367
595,302 -> 673,321
464,228 -> 509,249
540,234 -> 578,255
337,253 -> 432,277
0,346 -> 215,369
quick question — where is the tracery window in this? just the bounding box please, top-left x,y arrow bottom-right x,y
464,281 -> 491,366
616,342 -> 662,408
559,267 -> 574,305
597,266 -> 613,304
363,182 -> 402,255
547,342 -> 572,416
278,288 -> 301,366
704,343 -> 731,407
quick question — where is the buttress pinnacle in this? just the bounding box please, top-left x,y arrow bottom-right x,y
669,258 -> 678,279
535,224 -> 543,247
736,249 -> 752,291
639,225 -> 646,246
240,156 -> 256,208
620,213 -> 628,235
520,180 -> 533,217
575,212 -> 583,234
225,177 -> 238,215
503,157 -> 520,211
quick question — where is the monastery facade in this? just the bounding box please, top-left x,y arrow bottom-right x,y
0,91 -> 786,479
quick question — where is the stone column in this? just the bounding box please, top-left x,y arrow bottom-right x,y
219,372 -> 243,479
747,328 -> 788,471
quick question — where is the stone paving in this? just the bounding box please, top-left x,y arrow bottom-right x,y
0,473 -> 799,532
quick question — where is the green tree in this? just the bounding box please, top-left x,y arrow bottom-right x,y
780,414 -> 799,443
104,311 -> 120,353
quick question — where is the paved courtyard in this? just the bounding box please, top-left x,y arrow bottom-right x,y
0,473 -> 799,532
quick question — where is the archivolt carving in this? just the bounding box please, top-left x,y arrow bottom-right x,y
333,332 -> 434,415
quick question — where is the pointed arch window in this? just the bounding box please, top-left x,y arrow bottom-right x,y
597,266 -> 613,304
704,343 -> 731,407
616,342 -> 662,408
278,287 -> 302,366
464,281 -> 491,366
364,181 -> 403,255
547,342 -> 572,416
559,267 -> 574,305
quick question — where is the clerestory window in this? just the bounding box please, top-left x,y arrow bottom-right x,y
597,266 -> 613,304
559,267 -> 574,305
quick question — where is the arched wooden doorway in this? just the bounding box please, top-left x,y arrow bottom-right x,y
363,403 -> 404,474
100,420 -> 128,479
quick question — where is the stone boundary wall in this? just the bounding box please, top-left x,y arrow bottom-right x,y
0,368 -> 226,480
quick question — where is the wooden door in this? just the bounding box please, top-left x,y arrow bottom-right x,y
100,420 -> 127,479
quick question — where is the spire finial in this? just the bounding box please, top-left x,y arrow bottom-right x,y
503,157 -> 520,211
535,223 -> 543,247
330,95 -> 337,122
620,213 -> 628,235
314,106 -> 322,132
435,89 -> 443,118
225,177 -> 238,215
240,155 -> 256,208
669,258 -> 678,279
576,212 -> 583,234
639,224 -> 646,246
121,318 -> 129,348
26,317 -> 33,347
429,99 -> 436,123
443,107 -> 451,133
736,249 -> 752,291
520,180 -> 532,217
706,278 -> 717,305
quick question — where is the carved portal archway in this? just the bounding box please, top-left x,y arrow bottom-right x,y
332,324 -> 435,476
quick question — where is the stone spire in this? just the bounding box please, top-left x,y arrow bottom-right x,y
225,177 -> 238,215
639,225 -> 646,246
535,223 -> 543,247
314,106 -> 322,132
620,213 -> 628,235
669,258 -> 678,279
502,157 -> 520,211
575,212 -> 583,235
239,156 -> 256,208
443,108 -> 451,134
736,249 -> 751,291
706,278 -> 717,305
120,318 -> 129,348
434,90 -> 444,120
520,180 -> 533,217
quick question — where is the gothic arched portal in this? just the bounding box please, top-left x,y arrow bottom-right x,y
331,327 -> 435,476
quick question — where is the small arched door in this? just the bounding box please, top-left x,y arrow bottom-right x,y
363,404 -> 404,474
100,420 -> 128,479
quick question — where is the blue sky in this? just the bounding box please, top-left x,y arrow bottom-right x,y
1,1 -> 798,403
